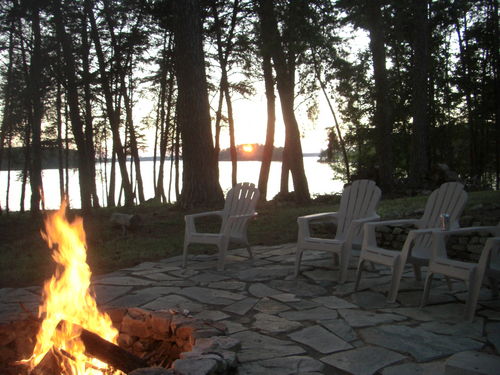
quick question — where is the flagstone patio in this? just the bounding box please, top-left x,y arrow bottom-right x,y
1,243 -> 500,375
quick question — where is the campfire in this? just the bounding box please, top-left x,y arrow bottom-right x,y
0,202 -> 239,375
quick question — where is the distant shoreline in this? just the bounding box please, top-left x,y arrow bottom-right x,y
1,153 -> 321,171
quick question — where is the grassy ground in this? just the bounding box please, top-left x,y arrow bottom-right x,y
0,190 -> 499,288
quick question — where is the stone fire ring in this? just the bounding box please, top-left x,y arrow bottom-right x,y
110,307 -> 240,375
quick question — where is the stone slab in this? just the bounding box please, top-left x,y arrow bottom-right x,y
312,295 -> 357,309
231,330 -> 305,362
381,361 -> 446,375
253,297 -> 290,314
252,313 -> 302,333
288,325 -> 352,354
280,306 -> 338,321
141,294 -> 205,313
223,297 -> 258,315
248,283 -> 281,297
321,345 -> 406,375
176,287 -> 245,305
320,319 -> 358,342
338,308 -> 407,328
238,356 -> 324,375
360,324 -> 484,362
445,351 -> 500,375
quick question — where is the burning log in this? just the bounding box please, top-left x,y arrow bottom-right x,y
60,321 -> 149,373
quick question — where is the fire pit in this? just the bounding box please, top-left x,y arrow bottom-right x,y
0,307 -> 239,374
0,203 -> 238,374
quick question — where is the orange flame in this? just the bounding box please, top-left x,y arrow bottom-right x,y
25,201 -> 121,374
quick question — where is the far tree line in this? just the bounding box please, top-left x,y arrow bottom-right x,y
0,0 -> 497,214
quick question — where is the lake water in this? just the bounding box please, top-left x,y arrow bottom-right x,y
0,157 -> 343,211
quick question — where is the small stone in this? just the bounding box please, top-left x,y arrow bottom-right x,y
288,325 -> 352,354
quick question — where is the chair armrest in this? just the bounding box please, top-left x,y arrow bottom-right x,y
185,210 -> 224,233
430,226 -> 500,260
362,219 -> 420,249
297,212 -> 339,239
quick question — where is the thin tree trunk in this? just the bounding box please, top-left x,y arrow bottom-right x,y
311,50 -> 350,181
257,53 -> 275,202
28,4 -> 43,214
211,0 -> 240,187
52,0 -> 93,212
81,13 -> 100,207
365,0 -> 394,192
256,0 -> 310,203
56,82 -> 65,201
85,0 -> 134,206
409,0 -> 430,186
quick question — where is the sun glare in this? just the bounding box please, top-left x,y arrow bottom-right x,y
242,144 -> 254,153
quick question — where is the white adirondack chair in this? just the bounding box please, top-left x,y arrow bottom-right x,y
295,180 -> 381,283
355,182 -> 467,302
183,182 -> 260,270
421,225 -> 500,321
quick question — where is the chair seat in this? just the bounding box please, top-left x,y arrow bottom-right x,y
295,180 -> 381,284
355,182 -> 468,303
183,182 -> 260,270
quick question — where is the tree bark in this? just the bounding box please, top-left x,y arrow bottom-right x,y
256,0 -> 310,203
28,4 -> 43,213
52,0 -> 93,212
365,0 -> 394,192
172,0 -> 223,208
257,53 -> 276,202
409,0 -> 430,186
85,0 -> 135,206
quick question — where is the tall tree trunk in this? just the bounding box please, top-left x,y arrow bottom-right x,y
120,67 -> 145,203
0,20 -> 16,214
28,4 -> 43,214
257,53 -> 275,202
211,0 -> 240,187
85,0 -> 134,206
409,0 -> 430,186
156,41 -> 174,202
256,0 -> 310,203
56,82 -> 65,201
492,0 -> 499,189
365,0 -> 394,192
52,0 -> 93,212
172,0 -> 223,208
81,12 -> 100,208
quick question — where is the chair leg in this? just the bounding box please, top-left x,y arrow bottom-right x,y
339,247 -> 350,284
294,248 -> 304,278
488,276 -> 498,298
413,264 -> 422,282
182,242 -> 189,268
246,245 -> 254,260
387,256 -> 404,303
465,269 -> 481,322
354,259 -> 366,291
217,238 -> 230,271
420,271 -> 435,308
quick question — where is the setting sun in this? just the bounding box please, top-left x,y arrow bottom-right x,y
242,144 -> 254,153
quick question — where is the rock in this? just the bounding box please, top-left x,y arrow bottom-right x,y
445,351 -> 500,375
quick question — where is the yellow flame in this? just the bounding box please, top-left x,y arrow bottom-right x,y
25,201 -> 120,374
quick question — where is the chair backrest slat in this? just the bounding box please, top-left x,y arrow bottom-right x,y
336,180 -> 381,243
415,182 -> 467,254
221,182 -> 260,234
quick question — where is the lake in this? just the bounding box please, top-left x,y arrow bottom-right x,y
0,157 -> 343,211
